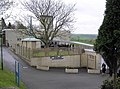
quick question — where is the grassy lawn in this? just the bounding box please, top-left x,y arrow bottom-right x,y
0,68 -> 26,89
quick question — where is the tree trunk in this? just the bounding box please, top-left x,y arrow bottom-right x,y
113,69 -> 117,89
113,60 -> 117,89
57,46 -> 59,55
44,44 -> 49,56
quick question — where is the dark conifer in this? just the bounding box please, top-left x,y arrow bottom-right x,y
94,0 -> 120,89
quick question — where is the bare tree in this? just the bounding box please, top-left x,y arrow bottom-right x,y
0,0 -> 13,17
21,0 -> 75,48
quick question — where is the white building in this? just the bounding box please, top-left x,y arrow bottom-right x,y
4,28 -> 71,48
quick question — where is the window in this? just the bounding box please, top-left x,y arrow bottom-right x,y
17,38 -> 21,41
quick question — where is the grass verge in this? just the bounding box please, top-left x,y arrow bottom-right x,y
0,68 -> 26,89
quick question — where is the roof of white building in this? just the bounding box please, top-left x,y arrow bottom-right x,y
21,37 -> 94,48
84,49 -> 95,52
21,37 -> 40,42
70,41 -> 94,47
53,40 -> 94,47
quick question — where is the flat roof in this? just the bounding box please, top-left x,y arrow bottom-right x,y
21,38 -> 40,42
53,40 -> 94,47
70,41 -> 94,47
84,49 -> 95,52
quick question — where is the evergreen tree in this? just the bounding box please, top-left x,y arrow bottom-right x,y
1,18 -> 7,29
94,0 -> 120,89
7,22 -> 15,29
7,22 -> 12,29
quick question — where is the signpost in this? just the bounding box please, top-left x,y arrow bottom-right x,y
0,19 -> 3,70
15,61 -> 20,87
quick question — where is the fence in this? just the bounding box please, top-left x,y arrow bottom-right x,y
9,44 -> 101,73
14,44 -> 33,62
33,47 -> 83,57
14,44 -> 83,58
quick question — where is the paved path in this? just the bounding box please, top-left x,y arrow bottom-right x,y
2,47 -> 109,89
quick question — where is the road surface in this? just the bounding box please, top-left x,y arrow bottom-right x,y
2,47 -> 108,89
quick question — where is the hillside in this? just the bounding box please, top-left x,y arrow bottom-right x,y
70,34 -> 97,39
70,34 -> 97,44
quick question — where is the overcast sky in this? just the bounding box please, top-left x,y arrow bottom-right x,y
63,0 -> 106,34
10,0 -> 106,34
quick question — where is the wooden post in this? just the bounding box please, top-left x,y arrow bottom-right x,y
20,46 -> 21,56
95,56 -> 96,69
87,54 -> 88,70
80,54 -> 81,67
28,48 -> 30,59
25,47 -> 27,58
21,46 -> 23,56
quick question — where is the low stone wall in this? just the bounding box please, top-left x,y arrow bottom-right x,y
11,46 -> 101,73
30,55 -> 81,68
65,68 -> 78,73
37,66 -> 49,71
88,69 -> 100,74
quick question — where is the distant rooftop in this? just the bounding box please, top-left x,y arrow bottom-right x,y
21,37 -> 40,42
53,39 -> 94,47
21,37 -> 94,47
70,41 -> 94,47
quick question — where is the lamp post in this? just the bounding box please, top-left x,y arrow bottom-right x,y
0,19 -> 3,70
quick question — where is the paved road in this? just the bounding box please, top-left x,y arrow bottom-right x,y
2,47 -> 108,89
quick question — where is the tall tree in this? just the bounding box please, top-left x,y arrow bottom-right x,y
1,17 -> 7,28
7,22 -> 15,29
0,0 -> 13,70
21,0 -> 75,48
0,0 -> 13,29
94,0 -> 120,89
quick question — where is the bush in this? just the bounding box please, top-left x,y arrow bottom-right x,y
101,77 -> 120,89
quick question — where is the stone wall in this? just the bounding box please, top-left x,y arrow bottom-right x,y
31,55 -> 81,68
11,46 -> 101,73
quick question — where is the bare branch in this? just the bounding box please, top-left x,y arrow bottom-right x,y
0,0 -> 13,16
21,0 -> 75,47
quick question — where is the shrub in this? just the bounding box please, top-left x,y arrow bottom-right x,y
101,77 -> 120,89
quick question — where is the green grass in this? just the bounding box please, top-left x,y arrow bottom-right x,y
33,51 -> 69,57
59,51 -> 69,55
33,52 -> 45,56
0,69 -> 26,89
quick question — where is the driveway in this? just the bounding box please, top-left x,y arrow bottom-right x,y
2,47 -> 108,89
